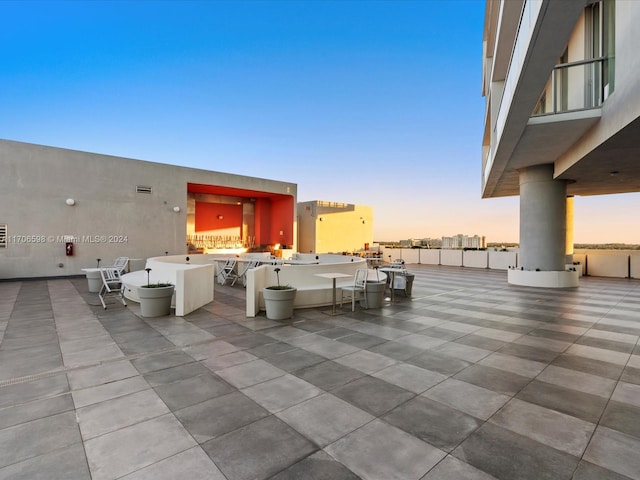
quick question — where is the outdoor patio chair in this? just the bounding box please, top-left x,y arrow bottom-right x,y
217,258 -> 239,286
238,259 -> 261,287
99,267 -> 127,309
112,256 -> 129,274
341,268 -> 368,312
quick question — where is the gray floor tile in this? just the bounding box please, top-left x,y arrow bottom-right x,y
154,372 -> 235,411
120,446 -> 226,480
497,343 -> 560,363
583,426 -> 640,480
263,348 -> 326,372
276,393 -> 374,447
434,342 -> 493,363
293,360 -> 366,391
421,326 -> 468,341
325,419 -> 446,480
316,326 -> 356,339
226,333 -> 276,349
174,391 -> 269,443
611,381 -> 640,408
0,442 -> 91,480
565,344 -> 630,366
336,331 -> 388,349
270,450 -> 360,480
0,343 -> 64,381
516,379 -> 608,424
489,398 -> 595,456
143,361 -> 211,387
454,334 -> 507,352
77,388 -> 170,440
215,359 -> 286,389
0,411 -> 81,468
572,460 -> 634,480
406,350 -> 472,376
71,375 -> 150,408
576,335 -> 635,354
453,364 -> 530,396
600,401 -> 640,439
246,341 -> 297,358
132,350 -> 197,374
202,415 -> 316,480
551,353 -> 624,379
537,365 -> 616,398
478,352 -> 547,378
621,365 -> 640,385
332,375 -> 415,416
67,359 -> 138,390
368,340 -> 425,360
0,392 -> 74,430
423,378 -> 510,421
453,422 -> 579,480
242,374 -> 322,413
421,455 -> 498,480
371,363 -> 448,394
383,395 -> 482,452
84,413 -> 196,480
183,339 -> 241,360
334,350 -> 397,374
202,349 -> 258,370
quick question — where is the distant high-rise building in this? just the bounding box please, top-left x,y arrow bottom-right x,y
441,234 -> 485,249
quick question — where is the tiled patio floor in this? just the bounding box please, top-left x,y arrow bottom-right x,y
1,265 -> 639,480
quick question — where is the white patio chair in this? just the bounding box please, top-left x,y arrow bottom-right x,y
341,268 -> 368,312
238,259 -> 261,287
112,256 -> 129,274
217,258 -> 239,286
99,267 -> 127,309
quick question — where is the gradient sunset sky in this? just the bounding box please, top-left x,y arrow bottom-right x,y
2,1 -> 638,244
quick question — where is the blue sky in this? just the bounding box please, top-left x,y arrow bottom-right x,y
2,1 -> 636,243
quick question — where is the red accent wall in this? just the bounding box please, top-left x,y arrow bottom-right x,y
195,202 -> 242,234
252,197 -> 294,247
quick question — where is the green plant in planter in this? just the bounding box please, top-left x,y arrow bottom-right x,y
142,268 -> 173,288
263,268 -> 296,320
138,268 -> 175,317
265,268 -> 293,290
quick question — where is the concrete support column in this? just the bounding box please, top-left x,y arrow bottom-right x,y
565,195 -> 574,264
519,164 -> 567,271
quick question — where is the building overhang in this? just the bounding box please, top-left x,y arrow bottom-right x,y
482,0 -> 590,199
489,109 -> 601,197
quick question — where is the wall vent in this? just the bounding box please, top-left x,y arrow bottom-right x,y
0,224 -> 7,248
136,185 -> 152,194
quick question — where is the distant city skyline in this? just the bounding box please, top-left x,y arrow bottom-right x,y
2,1 -> 638,244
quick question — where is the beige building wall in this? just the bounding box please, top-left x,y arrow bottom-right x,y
297,201 -> 373,254
0,139 -> 296,279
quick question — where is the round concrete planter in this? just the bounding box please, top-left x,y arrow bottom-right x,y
138,285 -> 175,317
362,280 -> 386,309
82,269 -> 102,293
263,287 -> 297,320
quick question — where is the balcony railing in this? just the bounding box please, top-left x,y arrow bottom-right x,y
533,57 -> 606,116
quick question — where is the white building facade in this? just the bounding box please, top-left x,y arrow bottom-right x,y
482,0 -> 639,287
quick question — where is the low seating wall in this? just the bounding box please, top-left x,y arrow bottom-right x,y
122,253 -> 373,318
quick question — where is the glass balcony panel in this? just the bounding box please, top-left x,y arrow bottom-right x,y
533,58 -> 604,116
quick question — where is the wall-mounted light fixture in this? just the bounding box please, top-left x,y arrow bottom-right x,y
66,198 -> 75,206
217,214 -> 224,220
173,206 -> 181,213
610,171 -> 619,177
